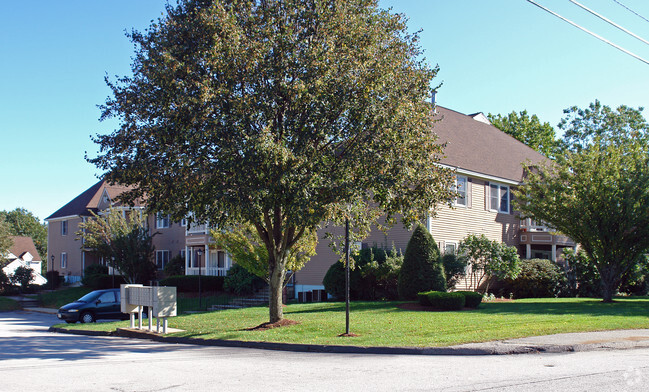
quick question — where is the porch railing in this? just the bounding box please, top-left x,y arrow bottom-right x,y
186,267 -> 229,277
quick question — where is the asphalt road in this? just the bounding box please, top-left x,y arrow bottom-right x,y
2,310 -> 649,392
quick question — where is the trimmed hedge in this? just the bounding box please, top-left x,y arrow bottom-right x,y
417,291 -> 465,310
428,291 -> 465,310
159,275 -> 225,293
456,291 -> 482,308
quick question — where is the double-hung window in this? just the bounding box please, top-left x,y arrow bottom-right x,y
156,213 -> 170,229
156,250 -> 170,270
61,220 -> 68,236
61,252 -> 67,269
454,175 -> 468,207
489,183 -> 510,213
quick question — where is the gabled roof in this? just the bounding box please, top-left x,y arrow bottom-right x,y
8,236 -> 41,261
45,179 -> 138,221
433,106 -> 546,182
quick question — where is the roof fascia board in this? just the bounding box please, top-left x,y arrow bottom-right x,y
439,164 -> 520,186
45,215 -> 80,222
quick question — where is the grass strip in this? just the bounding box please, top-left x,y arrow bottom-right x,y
54,297 -> 649,348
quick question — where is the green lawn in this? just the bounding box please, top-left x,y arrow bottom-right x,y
55,297 -> 649,347
38,287 -> 93,308
0,297 -> 21,311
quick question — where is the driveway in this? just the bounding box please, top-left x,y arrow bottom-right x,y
2,310 -> 649,391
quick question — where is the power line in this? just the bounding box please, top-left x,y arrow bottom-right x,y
525,0 -> 649,66
570,0 -> 649,47
613,0 -> 649,25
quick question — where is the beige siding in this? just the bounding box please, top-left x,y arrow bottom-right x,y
295,178 -> 521,287
47,217 -> 85,279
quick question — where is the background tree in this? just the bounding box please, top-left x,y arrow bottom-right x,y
0,208 -> 48,263
488,110 -> 559,157
212,223 -> 317,283
559,100 -> 649,153
78,209 -> 156,284
90,0 -> 455,323
0,218 -> 12,267
398,224 -> 445,300
10,265 -> 34,293
516,102 -> 649,302
458,234 -> 520,294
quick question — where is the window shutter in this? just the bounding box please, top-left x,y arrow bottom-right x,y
467,178 -> 473,208
484,181 -> 490,210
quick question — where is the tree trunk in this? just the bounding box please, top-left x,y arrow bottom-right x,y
599,267 -> 617,303
268,258 -> 285,323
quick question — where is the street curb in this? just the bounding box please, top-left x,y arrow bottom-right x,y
46,326 -> 577,356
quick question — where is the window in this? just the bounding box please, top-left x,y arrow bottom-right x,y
156,250 -> 170,270
98,291 -> 116,303
61,252 -> 67,269
156,213 -> 170,229
454,175 -> 468,206
181,218 -> 187,227
217,251 -> 226,268
180,249 -> 186,260
489,183 -> 510,213
61,220 -> 68,236
445,242 -> 457,255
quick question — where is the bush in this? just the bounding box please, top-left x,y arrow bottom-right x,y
441,253 -> 467,289
84,264 -> 109,276
164,255 -> 185,276
323,260 -> 363,300
159,275 -> 226,293
426,291 -> 465,310
502,258 -> 567,299
456,291 -> 482,308
223,264 -> 265,295
0,269 -> 11,293
11,266 -> 34,292
323,246 -> 403,301
45,270 -> 64,289
417,291 -> 432,306
398,224 -> 445,300
82,274 -> 127,290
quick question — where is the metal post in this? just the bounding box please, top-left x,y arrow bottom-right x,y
345,218 -> 350,335
197,250 -> 203,310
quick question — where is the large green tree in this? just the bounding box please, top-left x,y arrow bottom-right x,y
90,0 -> 454,323
0,208 -> 47,261
488,110 -> 559,157
516,102 -> 649,302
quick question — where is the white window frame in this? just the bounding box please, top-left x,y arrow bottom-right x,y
444,242 -> 457,255
454,175 -> 468,207
181,218 -> 187,227
156,250 -> 170,270
61,252 -> 67,269
61,220 -> 68,236
156,213 -> 170,229
489,183 -> 510,214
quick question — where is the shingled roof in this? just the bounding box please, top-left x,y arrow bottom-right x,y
8,236 -> 41,261
45,179 -> 138,221
433,106 -> 546,182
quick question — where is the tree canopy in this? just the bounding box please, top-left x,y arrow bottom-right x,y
487,110 -> 558,157
90,0 -> 454,322
0,218 -> 13,267
0,208 -> 47,261
516,101 -> 649,302
77,209 -> 156,284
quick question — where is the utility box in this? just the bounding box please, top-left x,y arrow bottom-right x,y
121,285 -> 177,318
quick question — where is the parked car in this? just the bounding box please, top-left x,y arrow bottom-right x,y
57,288 -> 126,323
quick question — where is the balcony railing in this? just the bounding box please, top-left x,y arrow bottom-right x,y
187,222 -> 208,234
186,267 -> 229,277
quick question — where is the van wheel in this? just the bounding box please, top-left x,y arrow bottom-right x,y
80,312 -> 96,323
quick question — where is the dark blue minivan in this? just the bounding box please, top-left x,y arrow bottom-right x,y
57,288 -> 125,323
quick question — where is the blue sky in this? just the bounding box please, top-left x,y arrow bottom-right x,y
2,0 -> 649,222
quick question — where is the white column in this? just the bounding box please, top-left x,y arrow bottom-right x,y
526,244 -> 531,259
185,246 -> 189,274
204,244 -> 209,275
551,244 -> 557,262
